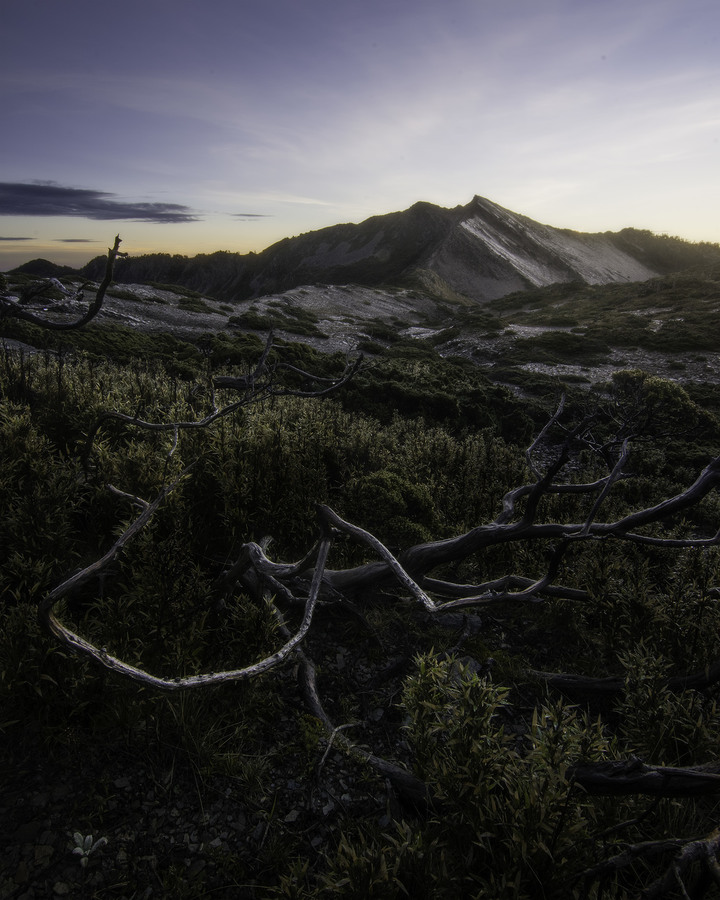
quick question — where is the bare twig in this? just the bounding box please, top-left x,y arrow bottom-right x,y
83,333 -> 361,464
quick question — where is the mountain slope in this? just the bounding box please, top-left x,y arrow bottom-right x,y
72,196 -> 720,305
437,197 -> 658,298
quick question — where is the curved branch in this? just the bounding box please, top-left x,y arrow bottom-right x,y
213,339 -> 363,400
423,542 -> 570,613
294,644 -> 434,808
83,395 -> 254,466
269,354 -> 364,398
1,236 -> 123,330
39,476 -> 332,691
421,574 -> 589,603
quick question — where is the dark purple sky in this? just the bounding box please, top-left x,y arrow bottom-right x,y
2,0 -> 718,268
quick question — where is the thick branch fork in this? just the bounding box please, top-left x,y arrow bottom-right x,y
38,478 -> 332,691
40,448 -> 720,692
37,392 -> 720,825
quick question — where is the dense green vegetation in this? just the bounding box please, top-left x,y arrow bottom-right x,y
3,312 -> 720,897
229,299 -> 329,338
486,269 -> 720,357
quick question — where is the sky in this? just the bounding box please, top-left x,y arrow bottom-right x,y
1,0 -> 719,270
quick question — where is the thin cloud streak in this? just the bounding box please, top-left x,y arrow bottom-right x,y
0,183 -> 200,223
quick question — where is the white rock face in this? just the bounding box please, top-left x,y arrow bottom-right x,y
459,199 -> 657,288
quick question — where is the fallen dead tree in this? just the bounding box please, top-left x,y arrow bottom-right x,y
40,389 -> 720,768
30,304 -> 720,897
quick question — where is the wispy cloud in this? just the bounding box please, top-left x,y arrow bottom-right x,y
55,238 -> 100,243
0,182 -> 200,223
230,213 -> 272,219
0,236 -> 33,241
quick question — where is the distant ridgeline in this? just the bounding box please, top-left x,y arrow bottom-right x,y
15,197 -> 720,305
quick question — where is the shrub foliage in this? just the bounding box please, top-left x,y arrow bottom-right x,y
3,329 -> 720,898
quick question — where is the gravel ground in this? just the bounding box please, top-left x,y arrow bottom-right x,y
1,737 -> 392,899
0,618 -> 427,899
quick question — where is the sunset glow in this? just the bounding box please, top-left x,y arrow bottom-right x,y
2,0 -> 718,270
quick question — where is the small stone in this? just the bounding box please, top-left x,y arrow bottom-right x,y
14,861 -> 29,884
188,859 -> 206,878
14,822 -> 41,842
284,810 -> 300,823
228,811 -> 246,830
34,845 -> 53,865
53,883 -> 70,896
114,777 -> 131,790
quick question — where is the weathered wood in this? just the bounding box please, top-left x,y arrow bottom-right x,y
39,479 -> 332,691
530,655 -> 720,700
0,235 -> 123,330
570,759 -> 720,796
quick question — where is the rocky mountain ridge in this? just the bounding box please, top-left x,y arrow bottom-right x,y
34,196 -> 720,306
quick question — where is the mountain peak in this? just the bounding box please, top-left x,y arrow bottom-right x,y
78,196 -> 720,304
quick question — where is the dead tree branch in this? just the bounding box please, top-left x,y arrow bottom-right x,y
579,828 -> 720,899
83,329 -> 362,464
315,452 -> 720,598
0,236 -> 124,330
38,475 -> 332,691
38,393 -> 720,831
643,830 -> 720,899
530,654 -> 720,700
570,759 -> 720,797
